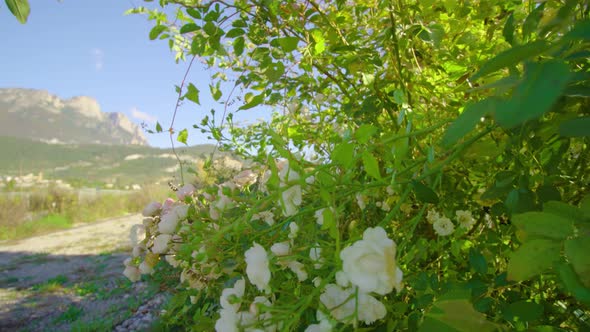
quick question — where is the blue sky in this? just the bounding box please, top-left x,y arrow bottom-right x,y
0,0 -> 268,148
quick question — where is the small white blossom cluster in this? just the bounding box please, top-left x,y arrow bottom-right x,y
123,186 -> 193,281
427,209 -> 476,236
312,227 -> 403,327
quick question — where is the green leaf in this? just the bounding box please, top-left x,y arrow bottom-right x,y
155,122 -> 163,133
419,290 -> 498,332
504,188 -> 536,214
543,201 -> 586,223
502,13 -> 515,45
512,211 -> 575,240
361,151 -> 381,180
559,117 -> 590,137
311,30 -> 325,55
225,28 -> 245,38
149,25 -> 167,40
277,36 -> 299,52
332,142 -> 355,168
186,8 -> 201,19
180,23 -> 200,34
442,99 -> 496,147
354,124 -> 378,144
209,84 -> 222,101
503,300 -> 543,323
238,93 -> 264,110
564,20 -> 590,41
412,181 -> 439,204
471,40 -> 549,81
177,129 -> 188,145
233,36 -> 245,56
522,2 -> 545,38
581,194 -> 590,219
507,239 -> 561,281
5,0 -> 30,24
469,249 -> 487,275
557,262 -> 590,305
536,185 -> 561,203
185,83 -> 200,105
565,237 -> 590,287
495,61 -> 571,129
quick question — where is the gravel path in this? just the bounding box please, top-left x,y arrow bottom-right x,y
0,214 -> 167,331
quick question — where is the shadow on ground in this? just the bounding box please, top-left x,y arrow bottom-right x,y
0,251 -> 158,332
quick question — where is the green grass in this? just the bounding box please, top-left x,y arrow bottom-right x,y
53,304 -> 84,324
0,185 -> 170,241
31,274 -> 69,292
0,214 -> 73,241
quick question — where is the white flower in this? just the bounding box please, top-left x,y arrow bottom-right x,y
309,246 -> 324,269
319,284 -> 355,322
314,93 -> 326,104
456,210 -> 476,229
315,209 -> 325,225
380,201 -> 391,212
287,101 -> 300,114
386,186 -> 395,195
306,175 -> 315,185
211,183 -> 235,220
123,265 -> 141,282
335,271 -> 350,288
151,234 -> 172,254
319,284 -> 386,324
176,183 -> 195,200
313,277 -> 322,288
426,209 -> 440,224
142,201 -> 162,217
281,185 -> 302,217
340,226 -> 403,295
220,278 -> 246,311
356,291 -> 387,324
139,260 -> 154,275
245,242 -> 271,292
278,159 -> 299,182
159,204 -> 188,234
234,170 -> 258,188
215,308 -> 239,332
288,222 -> 299,239
355,193 -> 366,210
433,216 -> 455,236
165,254 -> 180,267
249,296 -> 271,316
270,242 -> 291,256
304,319 -> 332,332
287,260 -> 308,281
161,198 -> 175,214
252,211 -> 275,226
278,160 -> 302,217
129,224 -> 146,246
132,244 -> 145,258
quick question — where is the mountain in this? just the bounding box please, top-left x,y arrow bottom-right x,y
0,88 -> 148,146
0,136 -> 237,187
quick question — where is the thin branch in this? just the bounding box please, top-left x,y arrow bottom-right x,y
169,54 -> 197,185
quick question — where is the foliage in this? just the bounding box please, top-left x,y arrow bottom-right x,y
120,0 -> 590,330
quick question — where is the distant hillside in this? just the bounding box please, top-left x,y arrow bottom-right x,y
0,136 -> 234,187
0,88 -> 148,145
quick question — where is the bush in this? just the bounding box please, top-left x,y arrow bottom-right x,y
111,0 -> 590,330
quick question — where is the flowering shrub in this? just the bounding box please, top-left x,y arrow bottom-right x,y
124,0 -> 590,331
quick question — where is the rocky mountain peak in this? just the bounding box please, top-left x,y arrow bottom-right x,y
0,88 -> 149,146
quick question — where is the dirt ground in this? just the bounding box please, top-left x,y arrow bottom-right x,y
0,214 -> 159,331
